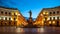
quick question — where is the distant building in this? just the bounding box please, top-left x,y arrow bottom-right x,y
0,6 -> 28,26
34,6 -> 60,26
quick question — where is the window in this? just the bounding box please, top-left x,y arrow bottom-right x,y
49,21 -> 51,24
57,17 -> 59,20
1,11 -> 3,14
9,18 -> 11,20
9,12 -> 11,15
50,17 -> 52,20
5,23 -> 7,25
14,22 -> 16,25
5,12 -> 7,14
50,12 -> 52,14
14,18 -> 16,21
5,17 -> 7,20
53,12 -> 55,14
45,18 -> 47,20
9,22 -> 11,25
57,11 -> 59,14
53,17 -> 55,20
14,13 -> 15,15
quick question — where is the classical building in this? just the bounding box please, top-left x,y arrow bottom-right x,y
0,6 -> 28,26
34,6 -> 60,26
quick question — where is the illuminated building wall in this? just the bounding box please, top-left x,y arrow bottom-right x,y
34,6 -> 60,26
0,6 -> 28,26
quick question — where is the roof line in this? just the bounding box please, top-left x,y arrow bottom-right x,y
0,6 -> 18,10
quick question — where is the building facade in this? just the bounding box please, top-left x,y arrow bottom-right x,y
34,6 -> 60,26
0,6 -> 28,26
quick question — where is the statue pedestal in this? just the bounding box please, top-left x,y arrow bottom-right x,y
24,10 -> 35,28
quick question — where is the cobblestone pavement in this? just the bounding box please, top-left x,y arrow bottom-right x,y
0,26 -> 60,34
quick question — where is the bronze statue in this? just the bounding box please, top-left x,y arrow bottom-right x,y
29,10 -> 32,18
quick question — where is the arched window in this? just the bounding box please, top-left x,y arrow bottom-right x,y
1,11 -> 3,14
57,11 -> 59,14
53,12 -> 55,14
50,12 -> 52,14
9,12 -> 11,15
5,12 -> 7,14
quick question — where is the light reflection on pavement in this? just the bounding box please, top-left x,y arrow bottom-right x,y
0,26 -> 60,34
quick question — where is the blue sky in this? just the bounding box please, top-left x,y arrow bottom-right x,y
0,0 -> 60,18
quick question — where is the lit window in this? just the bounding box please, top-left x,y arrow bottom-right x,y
46,12 -> 48,15
53,21 -> 55,24
49,21 -> 51,24
43,18 -> 45,21
52,17 -> 53,20
16,12 -> 17,15
12,12 -> 14,15
43,12 -> 45,14
55,17 -> 57,20
43,12 -> 48,15
47,17 -> 50,20
4,17 -> 5,20
11,18 -> 13,20
18,14 -> 20,16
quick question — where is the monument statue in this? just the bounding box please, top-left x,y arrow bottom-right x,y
26,10 -> 33,27
25,10 -> 37,28
29,10 -> 32,18
28,10 -> 33,23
